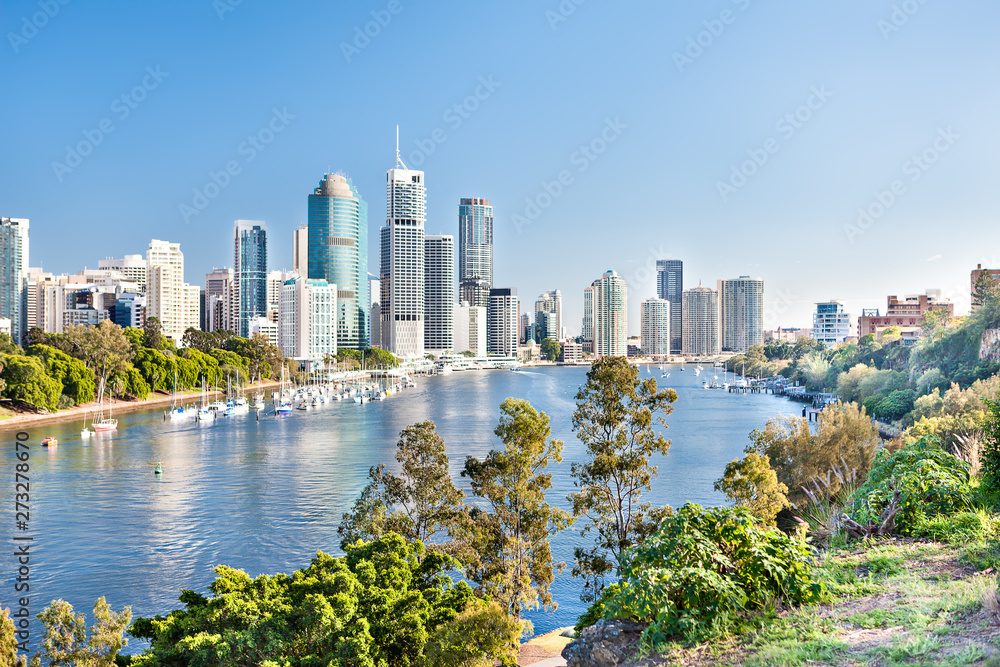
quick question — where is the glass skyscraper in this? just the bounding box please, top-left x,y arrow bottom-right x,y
656,259 -> 683,355
308,173 -> 369,349
458,197 -> 493,308
233,220 -> 268,338
0,217 -> 29,344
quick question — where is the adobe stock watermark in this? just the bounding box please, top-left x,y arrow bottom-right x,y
878,0 -> 929,39
407,75 -> 500,167
340,0 -> 403,63
716,84 -> 833,202
178,107 -> 295,224
51,66 -> 169,182
624,245 -> 671,294
213,0 -> 244,20
673,0 -> 751,72
764,286 -> 799,332
511,117 -> 627,234
7,0 -> 71,54
546,0 -> 586,30
844,126 -> 958,244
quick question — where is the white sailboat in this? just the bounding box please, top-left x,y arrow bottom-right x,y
92,384 -> 118,432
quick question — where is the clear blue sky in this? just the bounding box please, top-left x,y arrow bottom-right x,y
3,1 -> 999,333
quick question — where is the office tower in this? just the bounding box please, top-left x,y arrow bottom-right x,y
279,276 -> 337,362
266,270 -> 287,322
458,197 -> 493,308
111,292 -> 145,329
204,268 -> 234,332
380,129 -> 426,357
682,286 -> 720,356
0,217 -> 29,343
640,298 -> 671,356
581,288 -> 594,353
248,316 -> 279,347
813,301 -> 851,347
308,173 -> 369,349
534,289 -> 562,342
368,273 -> 381,348
146,240 -> 190,343
233,220 -> 268,337
587,270 -> 628,357
487,287 -> 519,357
453,301 -> 487,356
520,312 -> 532,345
656,259 -> 683,355
717,275 -> 764,353
424,234 -> 454,354
98,255 -> 147,292
292,224 -> 308,275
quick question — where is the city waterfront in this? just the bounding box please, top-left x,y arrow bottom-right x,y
3,365 -> 796,649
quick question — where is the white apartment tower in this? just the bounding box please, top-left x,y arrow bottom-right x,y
380,129 -> 427,358
279,276 -> 338,362
147,240 -> 198,343
640,298 -> 671,357
683,286 -> 720,356
453,301 -> 487,357
0,217 -> 29,343
718,275 -> 764,353
813,301 -> 851,347
424,234 -> 454,355
588,270 -> 628,357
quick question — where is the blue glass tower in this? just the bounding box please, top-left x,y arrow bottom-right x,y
308,173 -> 369,349
233,219 -> 268,338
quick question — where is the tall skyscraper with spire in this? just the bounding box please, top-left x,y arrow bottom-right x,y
308,173 -> 369,349
458,197 -> 493,308
380,127 -> 427,357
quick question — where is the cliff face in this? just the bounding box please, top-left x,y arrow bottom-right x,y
980,328 -> 1000,362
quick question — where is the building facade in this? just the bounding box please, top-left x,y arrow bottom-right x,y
487,287 -> 519,357
0,217 -> 29,343
204,267 -> 234,332
147,239 -> 198,343
718,275 -> 764,353
858,290 -> 954,340
98,255 -> 147,292
233,220 -> 268,337
972,263 -> 1000,310
380,144 -> 426,358
640,298 -> 671,356
279,276 -> 337,362
534,289 -> 562,342
293,225 -> 308,276
458,197 -> 493,308
656,259 -> 683,354
453,301 -> 487,357
813,301 -> 851,347
424,234 -> 454,354
589,270 -> 628,358
682,286 -> 720,356
308,173 -> 369,349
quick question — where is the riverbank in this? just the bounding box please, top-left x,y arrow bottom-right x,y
0,380 -> 282,432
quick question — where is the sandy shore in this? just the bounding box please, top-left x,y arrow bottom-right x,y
0,380 -> 282,432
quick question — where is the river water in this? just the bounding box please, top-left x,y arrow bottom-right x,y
1,364 -> 796,650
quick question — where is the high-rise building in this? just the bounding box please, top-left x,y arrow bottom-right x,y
656,259 -> 683,354
204,268 -> 234,332
146,239 -> 197,343
368,273 -> 381,348
424,234 -> 454,354
308,173 -> 369,349
588,270 -> 628,357
98,255 -> 147,292
487,287 -> 519,357
581,288 -> 594,353
682,286 -> 720,356
458,197 -> 493,308
971,263 -> 1000,311
292,224 -> 308,275
0,217 -> 29,343
380,131 -> 426,357
534,290 -> 562,342
266,270 -> 288,322
813,301 -> 851,347
640,298 -> 671,357
520,312 -> 533,345
233,220 -> 268,337
453,301 -> 487,356
279,276 -> 337,363
718,276 -> 764,353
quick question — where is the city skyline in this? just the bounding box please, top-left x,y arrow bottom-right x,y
4,3 -> 1000,334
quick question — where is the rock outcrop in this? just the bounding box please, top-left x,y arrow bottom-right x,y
562,620 -> 644,666
980,328 -> 1000,362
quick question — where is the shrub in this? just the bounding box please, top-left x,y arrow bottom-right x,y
913,510 -> 997,545
586,504 -> 823,646
850,436 -> 973,535
714,452 -> 789,527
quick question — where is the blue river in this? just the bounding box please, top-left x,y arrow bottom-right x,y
1,364 -> 797,651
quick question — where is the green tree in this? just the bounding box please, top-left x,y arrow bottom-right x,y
540,338 -> 561,362
223,334 -> 282,380
34,597 -> 130,667
462,398 -> 571,622
424,600 -> 521,667
0,354 -> 62,411
799,351 -> 832,391
61,322 -> 133,400
142,317 -> 169,350
27,344 -> 97,405
339,422 -> 465,557
569,356 -> 677,601
714,452 -> 789,527
982,398 -> 1000,501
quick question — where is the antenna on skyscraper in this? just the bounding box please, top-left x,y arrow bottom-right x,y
394,124 -> 408,169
